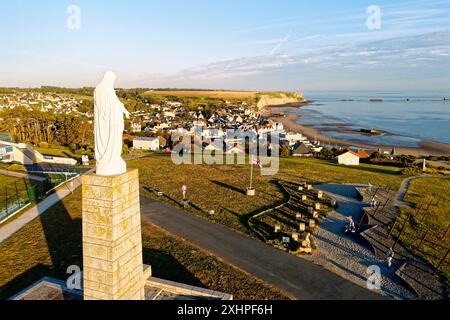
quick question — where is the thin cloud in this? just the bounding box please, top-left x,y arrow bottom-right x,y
12,50 -> 114,70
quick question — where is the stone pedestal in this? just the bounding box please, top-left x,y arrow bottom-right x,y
82,169 -> 144,300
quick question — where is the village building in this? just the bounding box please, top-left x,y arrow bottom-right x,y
0,140 -> 77,166
225,144 -> 245,154
133,137 -> 160,151
337,150 -> 360,166
158,136 -> 167,148
355,149 -> 370,159
204,141 -> 224,153
292,143 -> 311,157
284,132 -> 307,146
130,122 -> 142,133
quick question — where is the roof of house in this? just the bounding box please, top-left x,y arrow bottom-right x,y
355,150 -> 370,158
205,141 -> 224,150
225,144 -> 245,153
292,143 -> 311,155
337,149 -> 360,158
133,136 -> 159,142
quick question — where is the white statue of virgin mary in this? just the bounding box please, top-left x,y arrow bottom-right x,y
94,71 -> 130,176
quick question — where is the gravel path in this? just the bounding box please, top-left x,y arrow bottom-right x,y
394,175 -> 428,208
301,184 -> 416,300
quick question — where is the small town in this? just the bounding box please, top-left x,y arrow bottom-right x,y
0,1 -> 449,316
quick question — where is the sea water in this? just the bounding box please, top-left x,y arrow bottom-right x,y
294,92 -> 450,147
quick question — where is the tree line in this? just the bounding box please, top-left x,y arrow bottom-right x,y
0,107 -> 93,149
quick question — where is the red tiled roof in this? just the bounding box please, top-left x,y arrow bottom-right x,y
356,150 -> 370,158
337,149 -> 360,158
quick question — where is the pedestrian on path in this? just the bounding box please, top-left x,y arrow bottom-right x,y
387,247 -> 395,268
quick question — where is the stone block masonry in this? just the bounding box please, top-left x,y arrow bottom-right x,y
82,169 -> 144,300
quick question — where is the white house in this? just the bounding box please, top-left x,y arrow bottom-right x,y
337,150 -> 360,166
133,137 -> 160,151
130,122 -> 142,133
225,145 -> 245,154
204,140 -> 224,153
285,133 -> 306,146
0,140 -> 77,166
272,122 -> 284,131
164,111 -> 176,118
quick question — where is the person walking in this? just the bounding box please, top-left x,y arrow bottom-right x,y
387,247 -> 395,268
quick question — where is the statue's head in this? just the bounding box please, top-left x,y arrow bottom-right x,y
102,71 -> 117,85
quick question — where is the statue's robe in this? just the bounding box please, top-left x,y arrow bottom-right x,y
94,72 -> 127,176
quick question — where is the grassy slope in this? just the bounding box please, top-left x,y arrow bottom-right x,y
394,176 -> 450,294
404,177 -> 450,234
0,188 -> 288,300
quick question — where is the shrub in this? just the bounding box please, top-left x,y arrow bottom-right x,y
280,145 -> 291,158
7,164 -> 26,172
38,142 -> 49,149
401,166 -> 422,176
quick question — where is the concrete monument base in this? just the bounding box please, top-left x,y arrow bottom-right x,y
82,169 -> 144,300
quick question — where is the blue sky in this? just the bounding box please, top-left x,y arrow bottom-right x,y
1,0 -> 449,91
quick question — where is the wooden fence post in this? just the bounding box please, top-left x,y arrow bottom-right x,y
371,187 -> 380,200
393,213 -> 411,250
372,201 -> 382,218
388,216 -> 399,238
442,224 -> 450,241
417,230 -> 429,251
414,202 -> 423,216
434,248 -> 450,275
420,199 -> 433,223
381,197 -> 390,212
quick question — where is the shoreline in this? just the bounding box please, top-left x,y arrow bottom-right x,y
262,104 -> 450,157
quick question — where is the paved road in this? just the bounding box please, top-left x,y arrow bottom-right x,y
0,169 -> 48,182
140,196 -> 385,300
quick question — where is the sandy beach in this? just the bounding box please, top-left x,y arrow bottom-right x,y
263,105 -> 450,157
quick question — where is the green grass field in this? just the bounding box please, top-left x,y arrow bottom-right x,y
129,156 -> 405,236
392,176 -> 450,295
0,188 -> 289,300
34,145 -> 78,159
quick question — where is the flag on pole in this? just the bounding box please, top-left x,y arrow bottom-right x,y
252,156 -> 262,168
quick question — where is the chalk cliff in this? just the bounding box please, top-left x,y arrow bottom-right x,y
257,93 -> 303,110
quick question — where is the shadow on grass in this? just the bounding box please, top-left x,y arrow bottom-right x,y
240,180 -> 290,222
324,161 -> 402,176
142,248 -> 203,288
211,180 -> 246,195
0,264 -> 52,300
1,183 -> 204,300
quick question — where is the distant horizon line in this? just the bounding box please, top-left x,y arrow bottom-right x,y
0,86 -> 448,94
